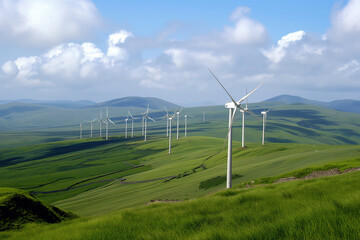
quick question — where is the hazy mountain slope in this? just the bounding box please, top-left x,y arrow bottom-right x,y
93,96 -> 180,110
264,95 -> 360,113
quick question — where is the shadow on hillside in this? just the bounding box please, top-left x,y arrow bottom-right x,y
0,137 -> 136,168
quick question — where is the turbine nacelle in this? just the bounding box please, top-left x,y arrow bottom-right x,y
225,102 -> 236,109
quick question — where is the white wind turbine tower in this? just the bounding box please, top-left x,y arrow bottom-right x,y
184,114 -> 191,138
143,106 -> 156,142
209,68 -> 263,189
141,111 -> 146,136
176,107 -> 183,140
105,107 -> 116,140
125,115 -> 129,139
97,110 -> 104,138
87,118 -> 97,138
168,111 -> 176,154
79,122 -> 82,139
261,109 -> 271,145
164,106 -> 170,137
240,89 -> 249,148
203,111 -> 206,123
128,111 -> 138,138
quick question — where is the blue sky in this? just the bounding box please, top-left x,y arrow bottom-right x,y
0,0 -> 359,105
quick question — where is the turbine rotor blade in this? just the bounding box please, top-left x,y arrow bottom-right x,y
108,119 -> 116,125
237,82 -> 264,104
164,106 -> 169,115
128,111 -> 134,119
245,109 -> 261,121
148,117 -> 156,122
208,68 -> 238,106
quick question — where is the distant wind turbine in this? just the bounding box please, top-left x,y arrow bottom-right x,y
97,110 -> 104,138
164,106 -> 170,137
176,107 -> 183,140
261,109 -> 271,145
143,106 -> 156,142
168,111 -> 176,154
105,107 -> 116,140
128,111 -> 138,138
87,118 -> 97,138
125,115 -> 129,139
184,114 -> 191,138
240,89 -> 249,148
209,68 -> 263,189
80,122 -> 82,139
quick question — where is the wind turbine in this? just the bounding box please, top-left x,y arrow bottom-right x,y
125,115 -> 129,139
261,109 -> 271,145
105,107 -> 116,140
143,106 -> 156,142
164,106 -> 170,137
209,68 -> 263,189
168,111 -> 176,154
128,111 -> 138,138
87,118 -> 97,138
79,122 -> 82,139
176,107 -> 183,140
184,114 -> 191,138
203,111 -> 206,123
97,110 -> 104,138
240,89 -> 249,148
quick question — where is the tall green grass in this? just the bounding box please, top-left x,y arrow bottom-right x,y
2,171 -> 360,239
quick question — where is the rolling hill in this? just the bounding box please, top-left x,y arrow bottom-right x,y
265,94 -> 360,113
0,188 -> 77,231
93,96 -> 180,110
2,171 -> 360,239
0,102 -> 360,149
0,135 -> 359,238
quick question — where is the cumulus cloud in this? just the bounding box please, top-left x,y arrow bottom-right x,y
1,30 -> 133,89
330,0 -> 360,39
1,3 -> 360,102
262,31 -> 306,64
0,0 -> 101,47
223,6 -> 267,45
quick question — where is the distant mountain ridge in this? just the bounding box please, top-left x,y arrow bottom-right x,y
264,95 -> 360,113
0,99 -> 95,109
93,96 -> 180,110
0,97 -> 180,110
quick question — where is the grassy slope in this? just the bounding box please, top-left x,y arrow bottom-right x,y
0,103 -> 360,149
1,133 -> 358,216
0,188 -> 77,231
2,171 -> 360,239
54,138 -> 360,216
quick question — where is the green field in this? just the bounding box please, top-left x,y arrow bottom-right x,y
1,102 -> 360,238
1,134 -> 359,216
1,102 -> 360,149
1,170 -> 360,239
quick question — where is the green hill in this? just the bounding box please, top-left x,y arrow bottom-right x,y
0,135 -> 359,216
93,96 -> 180,110
0,188 -> 77,231
1,170 -> 360,239
0,102 -> 360,149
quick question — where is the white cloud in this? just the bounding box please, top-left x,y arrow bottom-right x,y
106,30 -> 133,61
337,60 -> 360,74
0,0 -> 101,47
1,60 -> 18,76
165,48 -> 231,68
262,31 -> 305,64
223,7 -> 267,45
1,4 -> 360,102
331,0 -> 360,36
